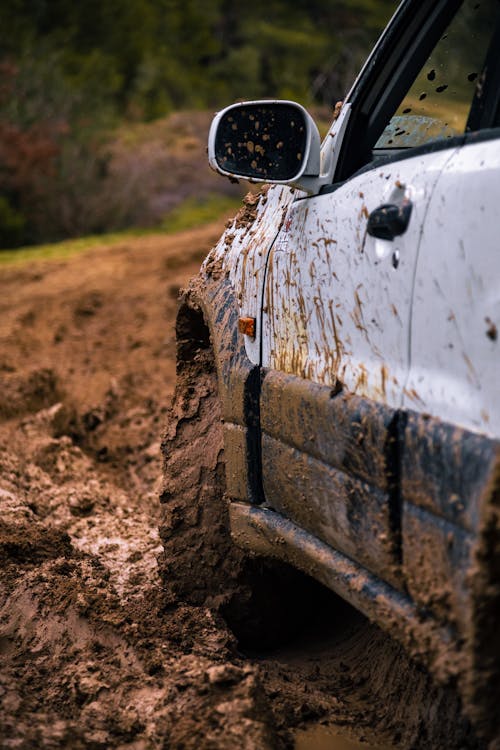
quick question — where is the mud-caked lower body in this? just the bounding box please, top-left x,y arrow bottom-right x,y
228,367 -> 500,743
160,278 -> 499,743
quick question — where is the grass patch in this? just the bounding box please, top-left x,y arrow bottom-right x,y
0,193 -> 241,267
0,233 -> 138,266
159,194 -> 241,234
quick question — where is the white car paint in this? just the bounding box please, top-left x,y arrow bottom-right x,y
206,127 -> 499,438
261,146 -> 460,412
405,137 -> 500,436
202,184 -> 293,364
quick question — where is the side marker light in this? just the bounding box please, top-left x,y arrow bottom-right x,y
238,316 -> 256,339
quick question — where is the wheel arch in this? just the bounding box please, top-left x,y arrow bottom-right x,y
175,294 -> 213,372
174,271 -> 263,505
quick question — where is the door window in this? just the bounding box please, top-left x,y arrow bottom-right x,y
375,0 -> 497,151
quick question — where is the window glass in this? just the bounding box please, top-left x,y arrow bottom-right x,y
375,0 -> 497,150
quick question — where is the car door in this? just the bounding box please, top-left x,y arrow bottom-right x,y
258,0 -> 496,590
261,152 -> 454,407
405,133 -> 500,437
259,139 -> 457,592
401,139 -> 500,638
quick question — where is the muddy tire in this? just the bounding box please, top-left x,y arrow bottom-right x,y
159,334 -> 327,647
159,342 -> 249,607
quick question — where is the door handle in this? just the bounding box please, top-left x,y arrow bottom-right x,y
366,200 -> 412,241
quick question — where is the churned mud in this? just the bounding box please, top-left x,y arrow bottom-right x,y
0,219 -> 489,749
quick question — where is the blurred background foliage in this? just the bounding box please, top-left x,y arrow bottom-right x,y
0,0 -> 395,248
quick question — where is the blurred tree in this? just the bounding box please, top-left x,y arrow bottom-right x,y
0,0 -> 397,245
0,48 -> 118,243
0,0 -> 396,114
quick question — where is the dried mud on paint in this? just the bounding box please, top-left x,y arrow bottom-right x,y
0,219 -> 487,749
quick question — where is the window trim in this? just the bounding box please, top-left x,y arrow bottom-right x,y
319,127 -> 500,197
320,135 -> 465,196
334,0 -> 464,183
467,8 -> 500,131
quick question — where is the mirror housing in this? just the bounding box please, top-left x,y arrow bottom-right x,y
208,100 -> 321,194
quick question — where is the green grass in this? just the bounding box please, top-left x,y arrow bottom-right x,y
0,232 -> 135,266
159,194 -> 241,234
0,193 -> 241,267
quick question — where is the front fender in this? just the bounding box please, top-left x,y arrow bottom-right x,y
175,269 -> 263,505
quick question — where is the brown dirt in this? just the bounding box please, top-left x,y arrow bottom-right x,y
0,219 -> 488,749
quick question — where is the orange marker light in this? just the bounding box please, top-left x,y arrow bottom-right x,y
238,316 -> 256,339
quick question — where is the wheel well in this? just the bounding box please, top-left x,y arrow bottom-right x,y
175,298 -> 214,374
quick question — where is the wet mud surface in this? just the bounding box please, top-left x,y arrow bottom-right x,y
0,219 -> 489,748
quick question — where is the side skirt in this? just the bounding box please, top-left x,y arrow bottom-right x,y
229,500 -> 462,682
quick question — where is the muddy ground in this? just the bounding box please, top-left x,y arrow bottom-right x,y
0,218 -> 489,749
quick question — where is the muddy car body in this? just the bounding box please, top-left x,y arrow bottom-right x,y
162,0 -> 500,737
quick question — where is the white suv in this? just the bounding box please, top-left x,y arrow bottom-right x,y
160,0 -> 500,741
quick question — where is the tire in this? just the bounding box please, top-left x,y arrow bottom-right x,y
159,344 -> 247,608
158,334 -> 330,648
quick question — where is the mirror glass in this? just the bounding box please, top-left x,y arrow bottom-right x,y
214,103 -> 307,181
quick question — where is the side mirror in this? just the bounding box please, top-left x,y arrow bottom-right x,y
208,100 -> 321,193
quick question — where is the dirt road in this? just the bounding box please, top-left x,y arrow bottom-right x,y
0,220 -> 486,749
